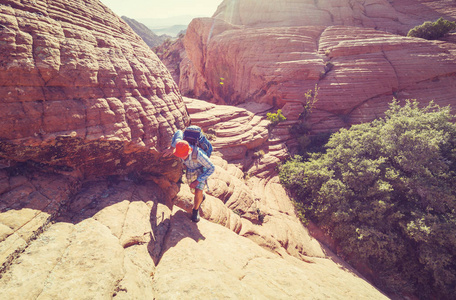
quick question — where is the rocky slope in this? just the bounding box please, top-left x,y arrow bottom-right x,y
121,16 -> 170,48
0,0 -> 388,299
0,169 -> 387,299
177,0 -> 456,135
0,105 -> 387,299
153,36 -> 185,86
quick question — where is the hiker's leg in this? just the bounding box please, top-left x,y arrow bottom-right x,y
186,169 -> 197,194
191,187 -> 204,223
193,188 -> 204,210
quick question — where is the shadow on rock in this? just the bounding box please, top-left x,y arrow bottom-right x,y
152,209 -> 206,265
0,162 -> 177,276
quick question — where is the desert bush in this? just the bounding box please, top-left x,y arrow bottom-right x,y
279,99 -> 456,299
266,109 -> 286,125
289,85 -> 325,155
302,85 -> 319,119
407,17 -> 456,40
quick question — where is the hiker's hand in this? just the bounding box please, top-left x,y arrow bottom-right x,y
189,180 -> 199,189
162,147 -> 174,157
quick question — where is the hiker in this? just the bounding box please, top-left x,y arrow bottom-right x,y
163,126 -> 215,222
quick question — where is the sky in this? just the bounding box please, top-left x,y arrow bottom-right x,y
100,0 -> 223,20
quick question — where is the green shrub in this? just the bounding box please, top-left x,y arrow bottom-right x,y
407,17 -> 456,40
266,109 -> 286,125
279,99 -> 456,299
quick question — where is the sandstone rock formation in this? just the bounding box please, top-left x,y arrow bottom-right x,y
0,117 -> 387,299
184,98 -> 271,162
154,36 -> 185,87
178,0 -> 456,135
0,0 -> 390,299
213,0 -> 455,34
0,0 -> 188,178
0,97 -> 387,298
172,99 -> 319,261
0,169 -> 387,299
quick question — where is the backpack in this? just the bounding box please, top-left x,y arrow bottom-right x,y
183,125 -> 213,159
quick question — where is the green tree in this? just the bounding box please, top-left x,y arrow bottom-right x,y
280,100 -> 456,299
407,17 -> 456,40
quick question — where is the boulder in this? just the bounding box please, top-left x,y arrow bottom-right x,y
184,97 -> 270,161
0,0 -> 189,178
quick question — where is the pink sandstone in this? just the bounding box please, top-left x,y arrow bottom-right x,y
177,1 -> 456,135
0,0 -> 188,178
0,0 -> 390,299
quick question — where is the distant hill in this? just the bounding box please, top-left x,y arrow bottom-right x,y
137,15 -> 203,37
121,16 -> 170,48
150,25 -> 187,37
137,15 -> 201,28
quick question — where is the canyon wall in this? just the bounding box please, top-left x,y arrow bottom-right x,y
179,0 -> 456,134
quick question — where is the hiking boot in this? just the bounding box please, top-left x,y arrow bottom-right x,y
191,209 -> 200,223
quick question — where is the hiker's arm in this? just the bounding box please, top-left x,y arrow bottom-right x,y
171,130 -> 184,148
196,150 -> 215,183
162,130 -> 184,157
